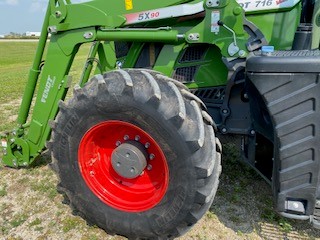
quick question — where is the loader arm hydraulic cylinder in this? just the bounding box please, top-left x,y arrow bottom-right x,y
17,3 -> 51,125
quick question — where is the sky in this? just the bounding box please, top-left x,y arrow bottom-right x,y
0,0 -> 88,34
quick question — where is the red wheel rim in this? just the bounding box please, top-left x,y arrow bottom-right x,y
78,120 -> 169,212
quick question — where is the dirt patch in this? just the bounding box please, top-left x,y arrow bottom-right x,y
0,99 -> 21,113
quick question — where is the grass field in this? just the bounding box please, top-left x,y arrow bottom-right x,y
0,41 -> 320,240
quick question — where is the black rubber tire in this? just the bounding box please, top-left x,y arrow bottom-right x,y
49,69 -> 222,239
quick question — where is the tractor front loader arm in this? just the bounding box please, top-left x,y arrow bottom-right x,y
1,0 -> 250,167
0,0 -> 187,167
1,27 -> 98,168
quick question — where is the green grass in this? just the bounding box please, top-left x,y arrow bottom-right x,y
10,213 -> 28,228
62,216 -> 83,233
0,41 -> 91,132
0,41 -> 90,103
30,179 -> 58,200
0,184 -> 7,197
0,42 -> 38,103
0,42 -> 39,67
29,218 -> 42,227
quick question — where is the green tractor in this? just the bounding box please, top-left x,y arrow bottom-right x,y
1,0 -> 320,238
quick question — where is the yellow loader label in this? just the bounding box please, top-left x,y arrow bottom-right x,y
125,0 -> 133,10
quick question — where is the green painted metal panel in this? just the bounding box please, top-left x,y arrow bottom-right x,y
312,0 -> 320,49
154,44 -> 186,76
183,45 -> 228,88
96,42 -> 118,73
28,120 -> 43,145
245,3 -> 302,49
185,0 -> 250,58
123,42 -> 144,68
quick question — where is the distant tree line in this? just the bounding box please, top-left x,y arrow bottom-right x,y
2,32 -> 40,39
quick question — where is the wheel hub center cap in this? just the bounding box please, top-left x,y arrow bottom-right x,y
111,141 -> 147,179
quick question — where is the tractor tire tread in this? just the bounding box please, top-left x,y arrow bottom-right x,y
50,69 -> 221,240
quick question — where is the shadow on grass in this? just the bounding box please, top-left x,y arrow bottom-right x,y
210,141 -> 320,239
29,150 -> 52,168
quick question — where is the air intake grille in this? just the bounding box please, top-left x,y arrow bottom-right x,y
172,66 -> 197,83
192,87 -> 226,104
180,45 -> 208,63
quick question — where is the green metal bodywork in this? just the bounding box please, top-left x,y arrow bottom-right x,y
0,0 -> 312,167
246,5 -> 302,50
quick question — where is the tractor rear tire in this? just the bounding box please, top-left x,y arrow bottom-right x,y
49,69 -> 222,239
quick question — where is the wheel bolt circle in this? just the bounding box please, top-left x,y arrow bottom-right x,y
111,141 -> 148,179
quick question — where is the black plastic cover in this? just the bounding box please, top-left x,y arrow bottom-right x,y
246,49 -> 320,220
246,50 -> 320,73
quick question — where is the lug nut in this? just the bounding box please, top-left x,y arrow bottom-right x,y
149,154 -> 155,160
147,164 -> 152,171
145,142 -> 150,149
135,135 -> 140,141
116,141 -> 121,146
124,135 -> 129,141
90,171 -> 95,176
89,158 -> 97,166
